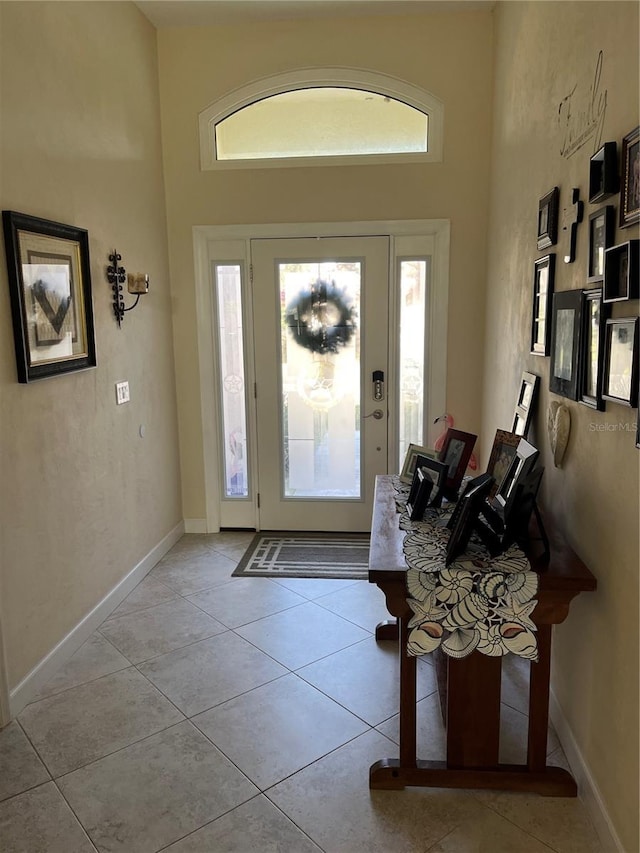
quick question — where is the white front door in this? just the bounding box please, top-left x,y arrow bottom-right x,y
251,236 -> 390,531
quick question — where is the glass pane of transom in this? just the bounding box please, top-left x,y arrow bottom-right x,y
216,87 -> 428,160
215,264 -> 249,497
279,261 -> 361,498
398,259 -> 427,466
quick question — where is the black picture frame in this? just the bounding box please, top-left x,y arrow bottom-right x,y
589,142 -> 618,203
603,241 -> 639,303
406,466 -> 434,521
549,290 -> 583,400
445,473 -> 494,565
531,254 -> 555,356
437,428 -> 477,500
485,429 -> 521,498
512,371 -> 539,437
587,206 -> 615,283
620,126 -> 640,228
602,317 -> 639,407
579,288 -> 608,411
537,187 -> 559,250
490,438 -> 539,521
418,457 -> 448,509
2,211 -> 96,383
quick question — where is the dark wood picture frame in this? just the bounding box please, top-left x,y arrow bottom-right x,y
445,473 -> 494,565
549,290 -> 583,400
620,126 -> 640,228
531,254 -> 555,355
537,187 -> 559,250
603,241 -> 639,303
602,317 -> 639,407
512,371 -> 539,437
587,206 -> 615,283
589,142 -> 618,203
579,288 -> 608,411
486,429 -> 521,498
437,428 -> 477,500
2,210 -> 96,383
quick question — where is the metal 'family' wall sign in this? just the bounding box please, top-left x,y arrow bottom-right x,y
558,50 -> 608,159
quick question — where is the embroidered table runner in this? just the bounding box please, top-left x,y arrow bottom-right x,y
392,477 -> 539,662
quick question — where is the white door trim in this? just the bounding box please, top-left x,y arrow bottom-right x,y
193,219 -> 450,533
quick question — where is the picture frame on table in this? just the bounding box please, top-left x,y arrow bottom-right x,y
587,206 -> 615,283
407,467 -> 434,521
620,126 -> 640,228
589,142 -> 618,203
399,443 -> 435,484
490,438 -> 540,521
549,290 -> 583,400
512,371 -> 539,437
579,288 -> 608,411
437,428 -> 477,500
531,254 -> 555,355
2,210 -> 96,383
537,187 -> 559,250
418,456 -> 449,509
486,429 -> 522,498
445,472 -> 495,565
602,317 -> 639,407
603,241 -> 639,303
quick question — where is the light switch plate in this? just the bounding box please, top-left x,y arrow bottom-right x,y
116,381 -> 130,405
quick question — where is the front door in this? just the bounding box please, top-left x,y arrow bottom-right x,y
251,236 -> 390,531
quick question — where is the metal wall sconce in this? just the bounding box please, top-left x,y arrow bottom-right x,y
107,250 -> 149,327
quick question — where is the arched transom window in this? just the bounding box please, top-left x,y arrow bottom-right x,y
199,69 -> 443,169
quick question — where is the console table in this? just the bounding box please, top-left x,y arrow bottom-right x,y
368,474 -> 597,796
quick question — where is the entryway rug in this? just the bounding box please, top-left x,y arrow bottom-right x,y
232,531 -> 370,580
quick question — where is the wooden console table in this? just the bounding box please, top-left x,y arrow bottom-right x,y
368,475 -> 596,796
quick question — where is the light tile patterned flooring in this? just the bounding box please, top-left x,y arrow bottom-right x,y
0,533 -> 602,853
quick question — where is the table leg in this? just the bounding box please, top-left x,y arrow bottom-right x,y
528,623 -> 552,773
375,619 -> 399,641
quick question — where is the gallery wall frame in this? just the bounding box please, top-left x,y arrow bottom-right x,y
2,211 -> 96,383
603,240 -> 639,302
587,206 -> 615,284
620,126 -> 640,228
537,187 -> 559,251
549,290 -> 583,401
579,288 -> 609,411
602,316 -> 639,407
589,142 -> 618,203
531,254 -> 555,356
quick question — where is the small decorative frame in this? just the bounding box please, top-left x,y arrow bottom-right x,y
579,288 -> 608,411
603,241 -> 639,302
589,142 -> 618,203
531,254 -> 555,355
486,429 -> 521,498
406,467 -> 434,521
512,371 -> 539,437
418,457 -> 448,508
602,317 -> 639,407
587,206 -> 615,283
2,211 -> 96,383
620,126 -> 640,228
399,443 -> 435,485
549,290 -> 583,400
537,187 -> 559,250
437,428 -> 477,499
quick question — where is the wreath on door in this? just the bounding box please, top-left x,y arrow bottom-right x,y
285,279 -> 356,354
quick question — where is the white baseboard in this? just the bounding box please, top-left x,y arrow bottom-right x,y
184,518 -> 209,533
549,688 -> 623,852
9,521 -> 184,718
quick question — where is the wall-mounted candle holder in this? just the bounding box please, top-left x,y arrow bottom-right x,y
106,250 -> 149,327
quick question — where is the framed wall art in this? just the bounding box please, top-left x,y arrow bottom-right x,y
589,142 -> 618,203
2,211 -> 96,383
587,206 -> 615,283
530,254 -> 555,355
537,187 -> 559,250
603,240 -> 639,302
512,371 -> 539,437
579,288 -> 608,411
549,290 -> 582,400
437,428 -> 477,499
602,317 -> 639,407
620,126 -> 640,228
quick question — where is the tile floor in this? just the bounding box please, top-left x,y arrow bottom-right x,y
0,532 -> 602,853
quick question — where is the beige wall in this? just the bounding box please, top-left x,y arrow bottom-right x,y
156,9 -> 494,520
484,3 -> 639,849
0,2 -> 181,687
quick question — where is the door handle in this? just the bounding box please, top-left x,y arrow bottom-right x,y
363,409 -> 385,420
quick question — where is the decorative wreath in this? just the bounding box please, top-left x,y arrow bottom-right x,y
285,279 -> 356,354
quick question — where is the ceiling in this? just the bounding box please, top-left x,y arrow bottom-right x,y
135,0 -> 493,28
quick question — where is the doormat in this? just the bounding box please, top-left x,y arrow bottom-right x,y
232,531 -> 370,580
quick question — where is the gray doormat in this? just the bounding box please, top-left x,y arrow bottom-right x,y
232,531 -> 370,580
